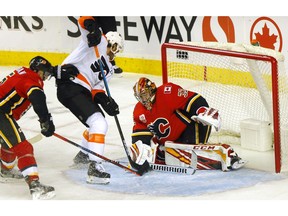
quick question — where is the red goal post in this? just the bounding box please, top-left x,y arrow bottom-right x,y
161,42 -> 288,173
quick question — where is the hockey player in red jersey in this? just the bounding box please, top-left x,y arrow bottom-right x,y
56,16 -> 124,184
130,77 -> 246,172
0,56 -> 79,199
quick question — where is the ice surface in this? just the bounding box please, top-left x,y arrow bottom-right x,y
0,67 -> 287,214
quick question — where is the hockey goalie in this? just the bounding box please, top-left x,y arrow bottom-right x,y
130,77 -> 246,172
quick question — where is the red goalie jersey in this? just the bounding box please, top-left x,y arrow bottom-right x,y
132,82 -> 211,146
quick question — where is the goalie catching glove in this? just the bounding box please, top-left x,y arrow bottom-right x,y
191,107 -> 221,131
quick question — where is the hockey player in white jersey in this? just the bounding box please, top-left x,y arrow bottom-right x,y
56,16 -> 124,184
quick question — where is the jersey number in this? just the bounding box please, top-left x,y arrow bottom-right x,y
0,68 -> 26,84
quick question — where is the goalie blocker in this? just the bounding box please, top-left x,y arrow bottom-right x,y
130,140 -> 246,172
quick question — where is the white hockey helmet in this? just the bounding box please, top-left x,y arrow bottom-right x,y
106,31 -> 124,54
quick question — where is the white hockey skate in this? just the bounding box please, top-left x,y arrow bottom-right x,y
86,161 -> 110,184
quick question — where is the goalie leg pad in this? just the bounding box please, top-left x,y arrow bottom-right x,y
165,148 -> 197,169
165,141 -> 246,171
218,144 -> 247,171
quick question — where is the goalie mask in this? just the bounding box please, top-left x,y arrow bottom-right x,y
106,31 -> 124,55
133,77 -> 157,110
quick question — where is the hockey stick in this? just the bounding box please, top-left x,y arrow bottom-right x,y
95,47 -> 151,175
53,132 -> 143,176
27,133 -> 43,144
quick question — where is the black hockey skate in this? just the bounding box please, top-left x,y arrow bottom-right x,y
86,161 -> 110,184
113,65 -> 123,74
28,180 -> 56,200
73,151 -> 90,165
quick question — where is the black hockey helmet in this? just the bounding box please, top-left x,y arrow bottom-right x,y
29,56 -> 52,73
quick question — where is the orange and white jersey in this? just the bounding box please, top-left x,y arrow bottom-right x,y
62,17 -> 113,92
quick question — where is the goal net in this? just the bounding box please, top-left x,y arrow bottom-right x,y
161,42 -> 288,173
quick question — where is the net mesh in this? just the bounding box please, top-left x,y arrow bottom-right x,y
162,42 -> 288,172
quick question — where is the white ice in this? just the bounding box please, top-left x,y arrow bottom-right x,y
0,67 -> 287,214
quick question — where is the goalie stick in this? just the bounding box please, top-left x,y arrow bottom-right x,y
53,132 -> 145,176
95,47 -> 150,175
150,163 -> 196,175
102,160 -> 196,175
104,151 -> 197,175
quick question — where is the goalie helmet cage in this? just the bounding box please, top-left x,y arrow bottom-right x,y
161,42 -> 288,173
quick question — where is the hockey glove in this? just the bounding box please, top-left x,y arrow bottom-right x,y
83,18 -> 102,47
87,29 -> 102,47
94,92 -> 119,116
39,113 -> 55,137
128,141 -> 153,175
130,140 -> 153,165
191,107 -> 221,131
52,64 -> 79,81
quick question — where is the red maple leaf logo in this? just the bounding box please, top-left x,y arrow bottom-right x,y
254,23 -> 277,49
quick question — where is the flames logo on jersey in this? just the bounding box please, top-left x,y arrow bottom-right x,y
148,118 -> 170,140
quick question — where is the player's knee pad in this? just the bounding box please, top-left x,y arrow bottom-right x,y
86,112 -> 108,134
